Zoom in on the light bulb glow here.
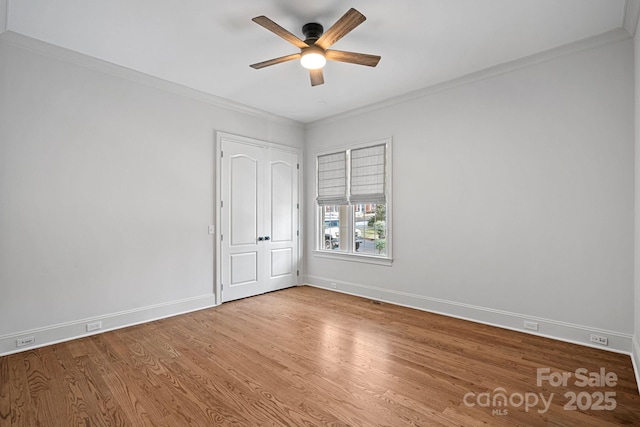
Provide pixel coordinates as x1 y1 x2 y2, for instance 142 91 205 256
300 47 326 70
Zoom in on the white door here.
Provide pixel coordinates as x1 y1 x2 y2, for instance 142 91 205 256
219 135 299 302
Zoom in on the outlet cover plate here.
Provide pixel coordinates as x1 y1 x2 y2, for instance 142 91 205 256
590 334 608 346
16 336 35 347
87 321 102 332
524 321 539 331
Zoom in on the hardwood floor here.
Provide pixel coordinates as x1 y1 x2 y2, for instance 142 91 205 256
1 286 639 426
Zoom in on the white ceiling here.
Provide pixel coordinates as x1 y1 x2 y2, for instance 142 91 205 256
3 0 635 123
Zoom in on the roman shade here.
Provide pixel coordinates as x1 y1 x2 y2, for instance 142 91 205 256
350 144 386 204
316 151 348 205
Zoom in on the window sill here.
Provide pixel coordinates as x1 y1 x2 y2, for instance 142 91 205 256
312 250 393 266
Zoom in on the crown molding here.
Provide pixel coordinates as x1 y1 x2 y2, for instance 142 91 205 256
624 0 640 36
0 30 304 129
306 28 632 130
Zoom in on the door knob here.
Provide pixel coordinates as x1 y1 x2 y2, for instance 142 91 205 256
264 236 270 241
258 236 264 241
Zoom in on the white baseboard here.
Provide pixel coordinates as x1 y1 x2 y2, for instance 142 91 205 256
632 335 640 394
305 276 633 355
0 293 217 356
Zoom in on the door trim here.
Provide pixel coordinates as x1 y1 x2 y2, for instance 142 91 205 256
215 131 302 304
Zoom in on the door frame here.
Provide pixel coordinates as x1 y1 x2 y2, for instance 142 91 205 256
215 131 302 304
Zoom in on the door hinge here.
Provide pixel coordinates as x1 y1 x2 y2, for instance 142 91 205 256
297 270 299 276
297 163 299 170
296 203 299 209
221 234 224 241
296 230 299 236
221 151 223 158
221 284 224 291
221 201 224 208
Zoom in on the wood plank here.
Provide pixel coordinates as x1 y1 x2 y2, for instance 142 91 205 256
22 349 68 425
7 353 36 426
0 354 10 424
1 286 640 426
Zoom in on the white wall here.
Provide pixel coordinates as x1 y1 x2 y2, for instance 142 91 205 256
0 33 303 354
305 37 635 351
0 0 6 34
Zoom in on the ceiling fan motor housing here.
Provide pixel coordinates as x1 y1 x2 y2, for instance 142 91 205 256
302 23 324 43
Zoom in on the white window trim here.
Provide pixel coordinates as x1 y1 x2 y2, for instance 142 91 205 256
312 249 394 266
313 137 393 265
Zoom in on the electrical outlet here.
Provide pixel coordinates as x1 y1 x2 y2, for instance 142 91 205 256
16 336 35 347
524 321 539 331
86 321 102 332
590 334 608 346
330 282 337 289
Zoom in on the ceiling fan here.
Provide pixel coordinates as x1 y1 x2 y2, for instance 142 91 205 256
250 8 381 86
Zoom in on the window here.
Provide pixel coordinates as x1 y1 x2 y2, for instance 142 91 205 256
316 138 392 263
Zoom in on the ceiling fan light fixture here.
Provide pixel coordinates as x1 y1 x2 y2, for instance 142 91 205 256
300 46 326 70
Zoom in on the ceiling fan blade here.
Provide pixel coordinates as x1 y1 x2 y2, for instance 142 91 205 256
252 16 309 49
325 50 381 67
310 68 324 86
250 53 301 69
315 8 366 50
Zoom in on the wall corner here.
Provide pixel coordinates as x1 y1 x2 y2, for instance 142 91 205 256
0 0 7 34
624 0 640 36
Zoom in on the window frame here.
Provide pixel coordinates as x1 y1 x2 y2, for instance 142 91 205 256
313 137 393 266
